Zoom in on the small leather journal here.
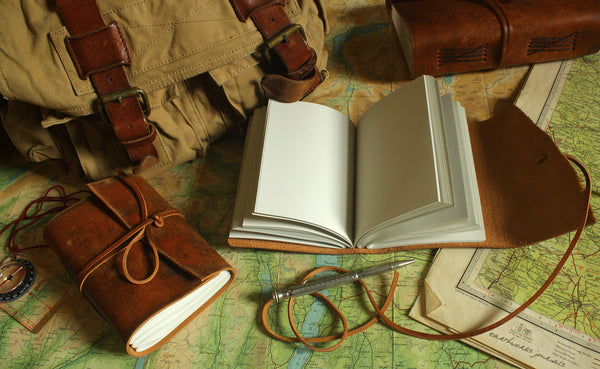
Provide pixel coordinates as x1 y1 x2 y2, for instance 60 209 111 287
387 0 600 78
44 174 236 357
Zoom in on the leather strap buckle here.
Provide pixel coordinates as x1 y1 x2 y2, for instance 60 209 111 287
264 24 305 65
96 87 151 123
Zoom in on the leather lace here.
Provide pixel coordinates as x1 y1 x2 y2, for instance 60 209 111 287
261 265 400 352
76 174 184 291
478 0 510 68
261 155 592 350
0 186 89 260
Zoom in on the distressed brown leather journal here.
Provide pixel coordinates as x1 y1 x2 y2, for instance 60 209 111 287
387 0 600 78
44 174 236 357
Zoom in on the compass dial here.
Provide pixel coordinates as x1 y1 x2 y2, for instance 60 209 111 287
0 259 36 302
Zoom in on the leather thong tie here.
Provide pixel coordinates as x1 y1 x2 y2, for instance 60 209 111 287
75 174 184 292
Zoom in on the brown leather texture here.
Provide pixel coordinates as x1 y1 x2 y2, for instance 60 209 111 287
230 0 324 100
44 174 236 357
228 102 595 253
64 22 131 79
65 22 131 79
230 0 280 21
56 0 159 172
387 0 600 78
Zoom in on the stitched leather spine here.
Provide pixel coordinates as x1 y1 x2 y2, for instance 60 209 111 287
387 0 600 77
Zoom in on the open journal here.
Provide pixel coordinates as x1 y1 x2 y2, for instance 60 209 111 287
229 76 485 250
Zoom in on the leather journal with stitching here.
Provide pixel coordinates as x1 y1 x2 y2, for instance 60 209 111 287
387 0 600 78
44 174 236 357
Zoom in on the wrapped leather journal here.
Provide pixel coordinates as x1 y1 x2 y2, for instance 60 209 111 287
387 0 600 78
44 174 236 357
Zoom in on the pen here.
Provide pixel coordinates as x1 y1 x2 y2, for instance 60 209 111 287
272 260 415 303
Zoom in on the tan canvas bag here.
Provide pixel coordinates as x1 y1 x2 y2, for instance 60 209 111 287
0 0 328 180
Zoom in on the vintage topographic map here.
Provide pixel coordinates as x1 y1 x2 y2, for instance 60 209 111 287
1 0 595 368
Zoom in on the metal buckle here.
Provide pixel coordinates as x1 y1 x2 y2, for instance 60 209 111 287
263 24 305 65
96 87 151 123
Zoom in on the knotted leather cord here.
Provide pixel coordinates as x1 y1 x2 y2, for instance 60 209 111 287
261 265 401 352
76 174 184 291
0 186 89 260
262 155 592 349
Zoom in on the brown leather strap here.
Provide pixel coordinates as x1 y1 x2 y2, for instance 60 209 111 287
478 0 511 68
55 0 159 173
261 265 400 351
76 208 183 291
262 155 592 348
229 0 323 101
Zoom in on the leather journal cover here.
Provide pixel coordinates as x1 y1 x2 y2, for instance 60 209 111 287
228 102 594 254
387 0 600 78
44 174 236 357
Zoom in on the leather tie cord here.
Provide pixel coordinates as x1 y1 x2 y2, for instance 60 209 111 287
261 265 402 352
261 155 592 350
76 208 183 291
76 174 184 291
0 186 89 260
479 0 511 68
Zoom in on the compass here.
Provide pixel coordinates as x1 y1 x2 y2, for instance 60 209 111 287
0 259 36 302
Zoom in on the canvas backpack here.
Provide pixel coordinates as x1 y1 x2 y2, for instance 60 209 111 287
0 0 328 180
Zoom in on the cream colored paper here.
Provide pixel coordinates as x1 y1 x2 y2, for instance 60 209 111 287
514 60 573 130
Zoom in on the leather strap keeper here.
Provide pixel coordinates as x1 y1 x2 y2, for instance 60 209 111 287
55 0 159 172
65 22 132 80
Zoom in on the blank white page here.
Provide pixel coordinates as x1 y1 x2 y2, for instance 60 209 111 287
254 100 355 242
354 76 445 239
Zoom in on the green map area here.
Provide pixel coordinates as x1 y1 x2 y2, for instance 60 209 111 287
474 53 600 341
0 1 597 367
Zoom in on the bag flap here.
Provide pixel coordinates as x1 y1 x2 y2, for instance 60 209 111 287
0 0 325 116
